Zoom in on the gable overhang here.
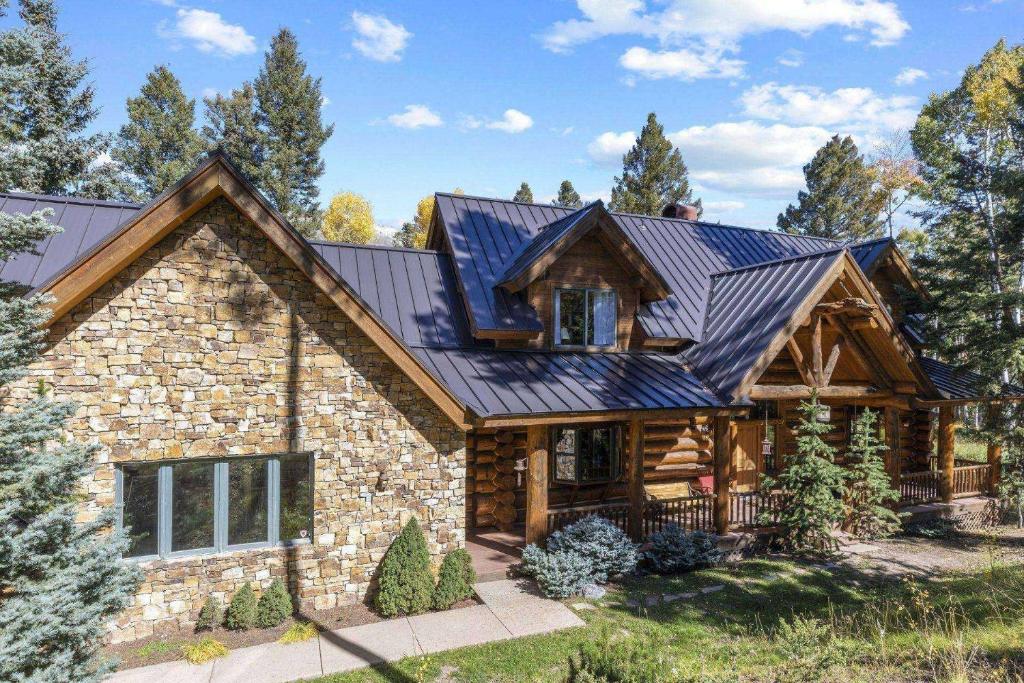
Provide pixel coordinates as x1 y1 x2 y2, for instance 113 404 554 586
34 153 472 429
858 238 930 301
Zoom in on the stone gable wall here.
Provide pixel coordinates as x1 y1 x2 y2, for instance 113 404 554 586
9 198 466 642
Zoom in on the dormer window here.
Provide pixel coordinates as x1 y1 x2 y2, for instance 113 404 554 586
553 287 617 348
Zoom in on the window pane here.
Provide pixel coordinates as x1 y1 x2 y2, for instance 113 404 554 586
171 462 215 552
580 428 614 481
228 459 268 545
556 290 585 346
554 428 577 481
588 290 616 346
280 455 311 541
121 464 159 557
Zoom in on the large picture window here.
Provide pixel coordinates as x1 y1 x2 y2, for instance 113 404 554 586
553 288 617 348
116 454 312 559
552 425 620 484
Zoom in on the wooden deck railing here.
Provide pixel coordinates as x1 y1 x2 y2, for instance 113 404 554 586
952 464 990 497
899 470 941 504
546 501 631 535
728 490 784 529
643 494 715 535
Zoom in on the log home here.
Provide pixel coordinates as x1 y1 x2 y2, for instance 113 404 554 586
1 153 1020 641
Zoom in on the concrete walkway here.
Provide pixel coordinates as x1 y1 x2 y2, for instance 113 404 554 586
108 580 584 683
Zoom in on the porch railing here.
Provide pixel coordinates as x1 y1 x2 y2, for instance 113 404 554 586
545 494 716 537
546 501 631 535
899 470 941 504
952 464 990 498
728 490 784 529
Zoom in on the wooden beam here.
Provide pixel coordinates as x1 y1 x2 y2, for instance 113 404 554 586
848 318 879 331
750 385 890 400
822 336 844 386
830 316 892 390
814 297 878 317
525 425 549 544
713 416 732 534
786 338 814 386
883 406 901 490
812 315 824 386
938 405 955 503
627 417 645 540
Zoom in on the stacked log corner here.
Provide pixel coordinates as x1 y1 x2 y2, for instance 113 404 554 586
468 427 525 531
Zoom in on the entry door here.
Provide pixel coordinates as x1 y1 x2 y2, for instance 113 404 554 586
732 423 763 492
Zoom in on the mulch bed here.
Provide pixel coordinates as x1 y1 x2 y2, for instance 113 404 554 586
106 596 481 671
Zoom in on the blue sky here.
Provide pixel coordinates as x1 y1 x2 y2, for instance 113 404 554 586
11 0 1023 233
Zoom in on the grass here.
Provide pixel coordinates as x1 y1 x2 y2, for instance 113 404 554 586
279 621 319 644
181 637 229 665
133 639 181 661
308 559 1024 683
956 438 989 463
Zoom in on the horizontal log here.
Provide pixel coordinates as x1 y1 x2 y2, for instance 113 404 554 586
645 451 712 467
475 497 496 514
493 474 517 491
474 513 496 527
494 506 516 524
751 384 890 400
473 479 496 494
493 490 516 506
644 438 709 454
495 444 517 458
495 430 516 444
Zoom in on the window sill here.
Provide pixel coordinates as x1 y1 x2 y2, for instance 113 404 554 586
126 539 311 565
552 345 619 353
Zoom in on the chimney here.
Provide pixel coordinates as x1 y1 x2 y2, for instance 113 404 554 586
661 203 699 221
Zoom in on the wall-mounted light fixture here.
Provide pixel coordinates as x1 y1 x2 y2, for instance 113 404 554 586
514 458 528 487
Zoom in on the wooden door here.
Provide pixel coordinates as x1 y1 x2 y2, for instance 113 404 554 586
732 423 763 492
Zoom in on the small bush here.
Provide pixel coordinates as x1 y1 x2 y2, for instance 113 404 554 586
375 518 436 617
278 621 318 644
225 583 257 631
642 526 722 574
566 628 668 682
546 516 638 582
256 579 293 628
520 544 595 599
432 548 476 610
181 637 229 664
772 615 846 681
194 596 221 632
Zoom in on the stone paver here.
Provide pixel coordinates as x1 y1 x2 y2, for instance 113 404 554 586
210 639 322 683
108 658 213 683
408 604 512 653
319 618 420 672
474 580 586 637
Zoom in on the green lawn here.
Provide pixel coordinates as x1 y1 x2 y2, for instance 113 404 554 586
308 558 1024 683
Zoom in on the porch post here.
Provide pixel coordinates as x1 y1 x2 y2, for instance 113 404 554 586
713 415 732 534
987 442 1002 495
884 406 901 490
938 405 955 503
627 417 645 540
525 425 549 545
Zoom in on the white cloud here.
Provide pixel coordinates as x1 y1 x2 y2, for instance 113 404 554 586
702 200 746 215
485 109 534 133
777 49 803 68
458 115 483 130
158 8 256 57
893 67 928 86
619 46 744 81
321 95 331 108
587 130 636 165
351 11 411 62
201 87 220 100
386 104 442 129
739 82 918 131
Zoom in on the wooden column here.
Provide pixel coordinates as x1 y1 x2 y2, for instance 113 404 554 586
627 417 645 540
525 426 549 545
938 405 956 503
713 415 733 534
987 442 1002 495
884 406 901 490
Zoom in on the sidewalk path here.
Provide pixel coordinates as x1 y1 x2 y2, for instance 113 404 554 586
108 580 584 683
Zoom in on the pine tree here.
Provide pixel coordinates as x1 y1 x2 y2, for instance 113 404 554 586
609 112 698 216
513 182 533 203
114 65 205 199
203 83 266 186
845 408 901 539
0 0 126 199
777 135 883 241
0 207 141 682
554 180 582 209
761 392 849 554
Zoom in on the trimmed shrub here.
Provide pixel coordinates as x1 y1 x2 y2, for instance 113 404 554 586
225 583 257 631
375 518 435 617
520 544 594 599
432 549 476 610
546 516 639 582
181 637 229 665
256 579 293 628
194 596 222 632
642 526 722 574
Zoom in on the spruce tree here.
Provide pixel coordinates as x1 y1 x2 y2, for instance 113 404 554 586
513 182 534 203
203 83 266 186
845 408 901 539
777 135 883 241
554 180 582 209
0 207 140 682
114 65 205 199
609 112 698 216
760 392 848 554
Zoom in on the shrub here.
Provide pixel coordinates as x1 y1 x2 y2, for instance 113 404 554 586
194 596 222 632
278 621 318 644
772 615 845 681
546 516 639 582
520 544 594 599
642 526 722 574
225 583 257 631
375 518 436 617
432 549 476 610
566 628 668 682
181 637 229 665
256 579 293 628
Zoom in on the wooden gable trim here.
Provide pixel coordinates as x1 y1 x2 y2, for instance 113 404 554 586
36 154 472 429
864 240 930 301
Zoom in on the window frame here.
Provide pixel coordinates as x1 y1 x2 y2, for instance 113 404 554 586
552 287 618 349
550 424 622 485
115 453 313 561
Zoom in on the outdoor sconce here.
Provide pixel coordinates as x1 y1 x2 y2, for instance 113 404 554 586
514 457 528 487
816 405 831 423
761 438 773 457
697 423 711 436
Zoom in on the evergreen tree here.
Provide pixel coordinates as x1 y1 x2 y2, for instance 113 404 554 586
203 83 266 186
777 135 883 241
0 206 140 681
760 392 848 554
513 182 533 203
844 408 901 539
0 0 125 199
554 180 582 209
609 112 698 216
375 518 435 617
114 65 205 199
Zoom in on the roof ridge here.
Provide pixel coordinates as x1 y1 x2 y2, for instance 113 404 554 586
0 190 142 209
709 244 846 278
308 239 442 255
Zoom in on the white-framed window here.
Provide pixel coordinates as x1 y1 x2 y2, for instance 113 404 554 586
116 453 313 560
553 287 617 347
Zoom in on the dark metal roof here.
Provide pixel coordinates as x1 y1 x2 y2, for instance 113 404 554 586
0 192 140 288
685 249 845 400
412 347 725 417
848 237 893 276
918 356 1024 402
497 202 601 286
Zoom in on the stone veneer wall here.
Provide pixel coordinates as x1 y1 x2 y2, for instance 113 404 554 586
8 197 466 643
